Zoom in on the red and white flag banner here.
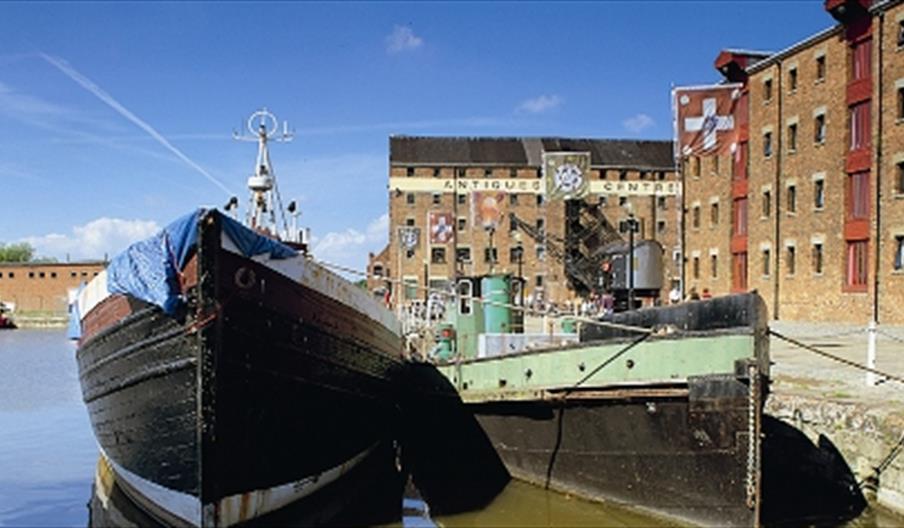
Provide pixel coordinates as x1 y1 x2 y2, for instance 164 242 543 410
428 212 455 245
673 84 742 158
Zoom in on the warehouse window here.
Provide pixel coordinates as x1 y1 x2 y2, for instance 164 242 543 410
814 114 826 144
710 254 718 278
406 167 414 177
432 193 441 205
846 240 868 289
814 179 825 210
458 194 466 205
657 196 666 210
816 55 826 81
789 67 798 92
692 205 700 228
458 217 466 231
763 132 773 158
484 247 497 264
509 194 519 206
456 247 471 263
619 196 627 206
693 257 700 279
847 171 870 220
787 185 797 213
898 20 904 47
733 198 748 236
405 218 415 226
431 247 446 264
850 101 871 151
762 190 771 217
433 168 441 177
788 123 797 152
898 86 904 120
786 246 796 276
484 168 492 178
406 193 415 205
851 38 871 82
895 236 904 271
897 162 904 195
763 79 773 102
710 202 719 226
762 249 771 277
657 220 666 234
812 243 824 275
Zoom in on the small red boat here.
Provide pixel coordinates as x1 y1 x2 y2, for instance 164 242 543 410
0 303 16 330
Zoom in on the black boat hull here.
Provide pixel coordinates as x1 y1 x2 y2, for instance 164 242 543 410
76 212 405 526
467 375 758 527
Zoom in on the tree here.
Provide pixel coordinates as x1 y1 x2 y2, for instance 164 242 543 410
0 243 35 263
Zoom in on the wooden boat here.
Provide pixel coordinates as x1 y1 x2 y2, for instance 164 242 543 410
72 110 406 526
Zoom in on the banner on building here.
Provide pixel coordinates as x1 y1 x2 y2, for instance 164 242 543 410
389 177 681 196
397 226 420 251
472 192 505 230
543 151 591 200
428 212 454 244
673 83 742 158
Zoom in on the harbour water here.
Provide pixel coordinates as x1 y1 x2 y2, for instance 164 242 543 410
0 329 895 527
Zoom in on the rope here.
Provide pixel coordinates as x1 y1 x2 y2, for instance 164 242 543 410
878 329 904 345
768 329 904 386
312 257 656 336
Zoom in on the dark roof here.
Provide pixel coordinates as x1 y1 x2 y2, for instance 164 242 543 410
390 136 675 170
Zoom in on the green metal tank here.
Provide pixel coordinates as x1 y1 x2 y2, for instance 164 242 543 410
481 275 513 334
433 323 456 361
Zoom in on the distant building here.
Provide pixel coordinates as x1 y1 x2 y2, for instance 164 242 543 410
680 0 904 323
372 136 678 309
0 261 107 313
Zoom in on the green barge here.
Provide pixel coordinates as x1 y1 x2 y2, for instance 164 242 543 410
418 274 864 527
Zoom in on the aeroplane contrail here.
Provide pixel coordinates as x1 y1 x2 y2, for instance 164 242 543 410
39 52 234 197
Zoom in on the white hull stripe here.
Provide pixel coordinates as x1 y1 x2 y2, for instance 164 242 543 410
100 447 202 526
101 444 376 528
215 444 376 527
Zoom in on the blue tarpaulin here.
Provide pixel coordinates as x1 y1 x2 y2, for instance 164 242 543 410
105 209 297 315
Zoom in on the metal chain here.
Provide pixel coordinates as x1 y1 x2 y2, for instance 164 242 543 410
745 363 758 510
769 329 904 386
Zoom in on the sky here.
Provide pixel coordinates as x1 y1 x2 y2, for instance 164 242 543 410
0 1 832 272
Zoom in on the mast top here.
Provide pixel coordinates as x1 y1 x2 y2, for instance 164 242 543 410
232 108 294 233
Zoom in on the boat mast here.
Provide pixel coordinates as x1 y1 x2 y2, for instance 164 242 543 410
233 108 293 235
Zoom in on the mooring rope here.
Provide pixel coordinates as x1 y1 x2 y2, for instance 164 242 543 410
768 329 904 386
312 257 656 335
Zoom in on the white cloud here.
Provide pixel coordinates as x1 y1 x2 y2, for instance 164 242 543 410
623 113 655 133
21 217 160 261
313 214 389 273
516 95 563 114
385 25 423 54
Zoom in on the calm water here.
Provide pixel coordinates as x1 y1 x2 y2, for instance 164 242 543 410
0 329 897 527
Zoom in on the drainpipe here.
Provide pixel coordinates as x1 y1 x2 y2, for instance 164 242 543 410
867 11 884 386
873 12 884 325
773 60 783 320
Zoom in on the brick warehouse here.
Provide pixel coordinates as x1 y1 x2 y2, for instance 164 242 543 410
369 136 678 310
0 261 107 313
680 0 904 323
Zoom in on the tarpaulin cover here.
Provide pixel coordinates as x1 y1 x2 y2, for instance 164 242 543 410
106 209 297 314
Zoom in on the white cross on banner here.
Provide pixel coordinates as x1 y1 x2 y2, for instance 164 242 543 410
673 84 742 158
